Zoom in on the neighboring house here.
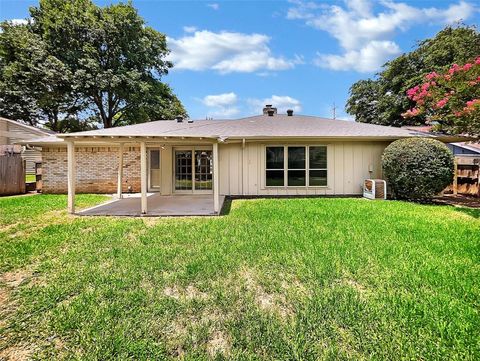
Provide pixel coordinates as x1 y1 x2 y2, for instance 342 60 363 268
23 106 461 215
0 117 55 174
447 142 480 156
403 125 480 156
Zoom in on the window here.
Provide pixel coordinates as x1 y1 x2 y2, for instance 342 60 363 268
309 147 327 186
265 145 327 187
288 147 306 186
266 146 284 186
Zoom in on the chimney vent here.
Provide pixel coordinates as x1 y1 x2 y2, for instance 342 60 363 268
263 105 277 115
267 109 275 116
176 116 183 123
287 109 294 116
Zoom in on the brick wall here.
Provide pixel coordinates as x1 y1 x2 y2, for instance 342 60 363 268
42 146 141 194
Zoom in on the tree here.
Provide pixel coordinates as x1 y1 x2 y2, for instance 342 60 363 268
347 25 480 126
31 0 186 128
0 22 87 132
382 138 454 200
403 58 480 137
0 0 186 131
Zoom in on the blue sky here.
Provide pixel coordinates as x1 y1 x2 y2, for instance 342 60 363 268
1 0 479 120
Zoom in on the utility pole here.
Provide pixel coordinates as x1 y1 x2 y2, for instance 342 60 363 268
332 102 337 120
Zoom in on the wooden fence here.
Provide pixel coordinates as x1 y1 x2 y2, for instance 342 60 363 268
0 145 25 196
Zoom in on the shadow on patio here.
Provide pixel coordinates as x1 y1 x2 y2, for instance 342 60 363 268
78 193 225 217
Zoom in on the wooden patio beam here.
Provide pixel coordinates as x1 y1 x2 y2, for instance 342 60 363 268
213 142 220 214
140 141 148 214
117 143 124 199
67 140 76 214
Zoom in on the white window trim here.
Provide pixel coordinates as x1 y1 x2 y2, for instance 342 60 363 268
264 145 328 188
173 146 214 194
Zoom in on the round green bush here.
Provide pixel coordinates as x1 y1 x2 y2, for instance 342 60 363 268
382 138 454 200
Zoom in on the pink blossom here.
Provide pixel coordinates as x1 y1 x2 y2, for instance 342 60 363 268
406 86 419 99
436 98 448 108
425 72 438 80
448 64 460 74
463 63 473 71
475 57 480 65
402 108 420 118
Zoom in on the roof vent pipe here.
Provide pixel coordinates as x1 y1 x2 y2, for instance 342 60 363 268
187 119 194 123
263 104 278 115
267 109 275 116
176 116 183 123
287 109 293 116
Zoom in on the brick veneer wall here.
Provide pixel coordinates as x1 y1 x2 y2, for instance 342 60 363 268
42 146 141 194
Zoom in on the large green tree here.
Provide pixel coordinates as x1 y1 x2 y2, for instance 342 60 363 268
346 26 480 126
0 22 87 132
0 0 186 132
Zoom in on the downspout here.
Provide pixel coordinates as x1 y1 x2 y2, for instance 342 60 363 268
242 138 246 196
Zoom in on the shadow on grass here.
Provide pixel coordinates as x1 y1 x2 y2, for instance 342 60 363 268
220 197 232 216
453 207 480 219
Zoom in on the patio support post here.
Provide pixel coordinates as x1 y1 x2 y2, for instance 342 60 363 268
213 142 220 214
140 141 148 214
67 140 76 214
117 143 124 199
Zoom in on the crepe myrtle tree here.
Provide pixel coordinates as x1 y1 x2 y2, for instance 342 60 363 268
403 57 480 137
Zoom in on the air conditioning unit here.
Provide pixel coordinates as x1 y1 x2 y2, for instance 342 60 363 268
363 179 386 200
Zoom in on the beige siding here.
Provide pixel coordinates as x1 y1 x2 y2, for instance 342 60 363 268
0 118 50 174
219 140 389 196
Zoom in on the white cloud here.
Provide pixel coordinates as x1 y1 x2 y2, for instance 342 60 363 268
183 26 197 33
249 95 302 114
207 3 219 10
167 30 299 73
288 0 478 72
314 40 401 72
202 92 239 118
202 92 237 107
8 18 28 26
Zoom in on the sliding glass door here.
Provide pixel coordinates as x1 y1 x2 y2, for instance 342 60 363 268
174 148 213 193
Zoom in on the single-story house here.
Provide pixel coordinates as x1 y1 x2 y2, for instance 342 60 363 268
22 106 462 216
448 142 480 156
0 117 55 174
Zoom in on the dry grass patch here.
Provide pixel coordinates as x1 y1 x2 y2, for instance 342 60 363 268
239 268 294 320
0 344 35 361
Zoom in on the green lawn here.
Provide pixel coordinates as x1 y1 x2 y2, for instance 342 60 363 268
0 195 479 360
25 174 36 183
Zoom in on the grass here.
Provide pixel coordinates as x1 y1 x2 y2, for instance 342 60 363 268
0 195 479 360
25 174 36 183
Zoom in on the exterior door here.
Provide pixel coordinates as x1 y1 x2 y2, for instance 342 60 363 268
148 149 161 191
174 148 213 193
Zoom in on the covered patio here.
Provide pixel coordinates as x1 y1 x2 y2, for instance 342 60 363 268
63 128 222 216
78 193 226 216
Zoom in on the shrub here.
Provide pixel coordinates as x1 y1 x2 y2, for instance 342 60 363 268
382 138 454 200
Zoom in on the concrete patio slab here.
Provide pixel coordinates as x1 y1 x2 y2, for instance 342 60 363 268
78 193 225 216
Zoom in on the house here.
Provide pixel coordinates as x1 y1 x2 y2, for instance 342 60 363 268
447 142 480 156
0 117 55 174
23 106 461 215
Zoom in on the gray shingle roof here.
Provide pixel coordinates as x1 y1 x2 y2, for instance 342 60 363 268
20 114 467 144
57 115 429 139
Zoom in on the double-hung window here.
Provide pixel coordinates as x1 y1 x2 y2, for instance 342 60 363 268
288 147 306 186
265 146 285 186
265 145 327 187
308 146 327 186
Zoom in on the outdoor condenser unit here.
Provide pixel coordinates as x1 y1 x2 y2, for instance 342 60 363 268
363 179 387 200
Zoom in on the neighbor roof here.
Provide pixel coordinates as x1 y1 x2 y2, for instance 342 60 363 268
21 114 466 145
1 117 56 136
